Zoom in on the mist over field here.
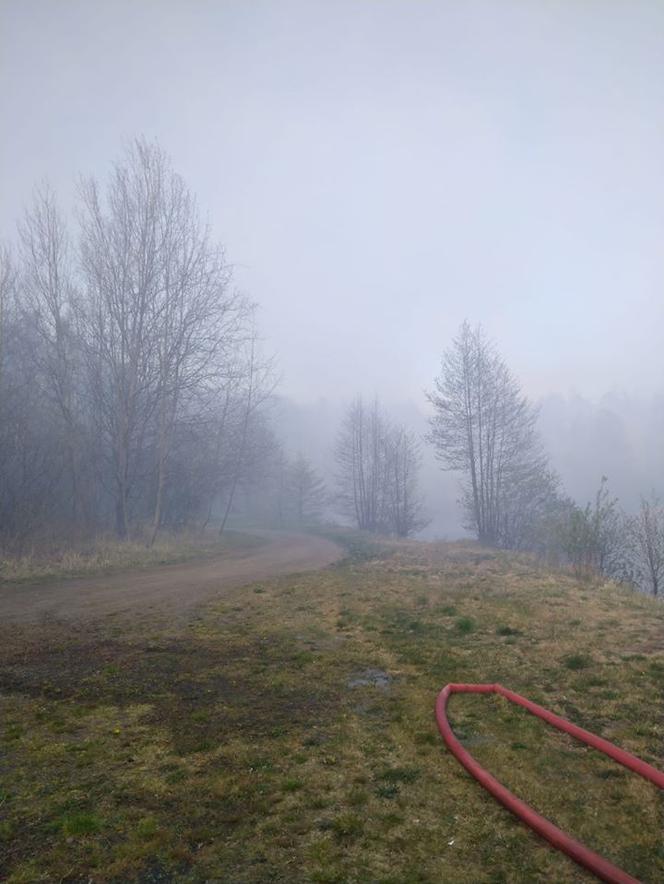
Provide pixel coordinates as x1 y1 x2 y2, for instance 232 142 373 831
5 6 664 883
274 391 664 538
2 0 664 557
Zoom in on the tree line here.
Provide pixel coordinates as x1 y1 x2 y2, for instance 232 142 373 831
333 396 428 537
2 139 660 574
0 139 281 548
426 321 664 596
0 137 427 550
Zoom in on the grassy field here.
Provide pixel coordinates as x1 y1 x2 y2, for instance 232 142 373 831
1 536 663 882
0 530 264 584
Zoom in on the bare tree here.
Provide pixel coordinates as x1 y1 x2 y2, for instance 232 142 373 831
217 329 278 536
386 425 428 537
335 396 426 536
559 477 625 579
19 185 83 526
335 397 389 532
78 141 167 537
0 245 17 534
0 139 284 550
288 453 327 526
426 321 547 546
627 494 664 596
0 243 13 395
0 243 64 545
144 170 245 545
76 138 248 541
498 467 566 553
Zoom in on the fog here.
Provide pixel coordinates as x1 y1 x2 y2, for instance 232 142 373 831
2 0 664 541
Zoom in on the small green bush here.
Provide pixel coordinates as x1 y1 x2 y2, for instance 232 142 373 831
564 653 591 670
496 625 520 636
456 616 475 634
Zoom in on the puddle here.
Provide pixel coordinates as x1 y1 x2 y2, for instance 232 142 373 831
347 668 392 691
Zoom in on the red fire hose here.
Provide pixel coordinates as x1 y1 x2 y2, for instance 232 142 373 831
435 683 664 884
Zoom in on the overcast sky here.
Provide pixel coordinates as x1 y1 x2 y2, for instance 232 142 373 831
2 0 664 405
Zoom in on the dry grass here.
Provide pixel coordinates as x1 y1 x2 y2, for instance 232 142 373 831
1 537 663 882
0 530 262 584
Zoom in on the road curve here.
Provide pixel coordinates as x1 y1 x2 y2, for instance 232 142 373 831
0 531 343 624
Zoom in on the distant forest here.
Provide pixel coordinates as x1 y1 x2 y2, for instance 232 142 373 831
1 139 663 596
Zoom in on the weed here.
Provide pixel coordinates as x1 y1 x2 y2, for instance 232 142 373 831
136 816 158 839
378 766 420 784
496 625 521 636
564 654 592 670
331 813 364 840
60 812 101 836
282 778 304 793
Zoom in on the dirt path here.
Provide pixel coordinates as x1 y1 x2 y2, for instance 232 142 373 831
0 531 343 625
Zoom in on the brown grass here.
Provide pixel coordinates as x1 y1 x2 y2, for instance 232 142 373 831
0 529 262 584
1 537 663 882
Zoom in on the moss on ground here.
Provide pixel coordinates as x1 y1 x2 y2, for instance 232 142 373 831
1 539 663 882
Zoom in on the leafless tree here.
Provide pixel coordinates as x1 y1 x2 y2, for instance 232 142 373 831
558 477 625 579
0 243 13 394
426 321 548 546
0 243 64 545
335 396 426 536
76 138 247 541
19 185 84 526
78 141 166 537
335 397 388 532
0 139 286 550
142 168 245 545
217 329 278 536
386 425 428 537
627 494 664 596
288 453 327 526
0 245 17 532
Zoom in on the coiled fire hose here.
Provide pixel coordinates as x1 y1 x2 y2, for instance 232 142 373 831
435 683 664 884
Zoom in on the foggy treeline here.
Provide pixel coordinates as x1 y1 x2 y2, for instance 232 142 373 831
0 139 330 548
427 321 664 596
335 396 427 538
0 139 428 551
1 138 662 597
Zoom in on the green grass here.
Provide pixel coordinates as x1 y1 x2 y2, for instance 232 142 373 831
455 615 476 634
1 539 663 881
0 529 264 584
564 653 593 671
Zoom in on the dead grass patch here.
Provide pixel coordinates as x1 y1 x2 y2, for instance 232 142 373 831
2 540 663 882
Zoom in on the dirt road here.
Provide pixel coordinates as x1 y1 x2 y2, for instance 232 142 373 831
0 531 343 624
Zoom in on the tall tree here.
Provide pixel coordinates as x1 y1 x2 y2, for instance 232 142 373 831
19 185 83 525
77 138 248 540
217 329 277 536
288 453 327 525
0 140 282 550
78 140 167 537
558 477 625 579
627 494 664 596
335 397 388 532
0 244 13 398
335 396 426 536
426 321 548 546
386 426 428 537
